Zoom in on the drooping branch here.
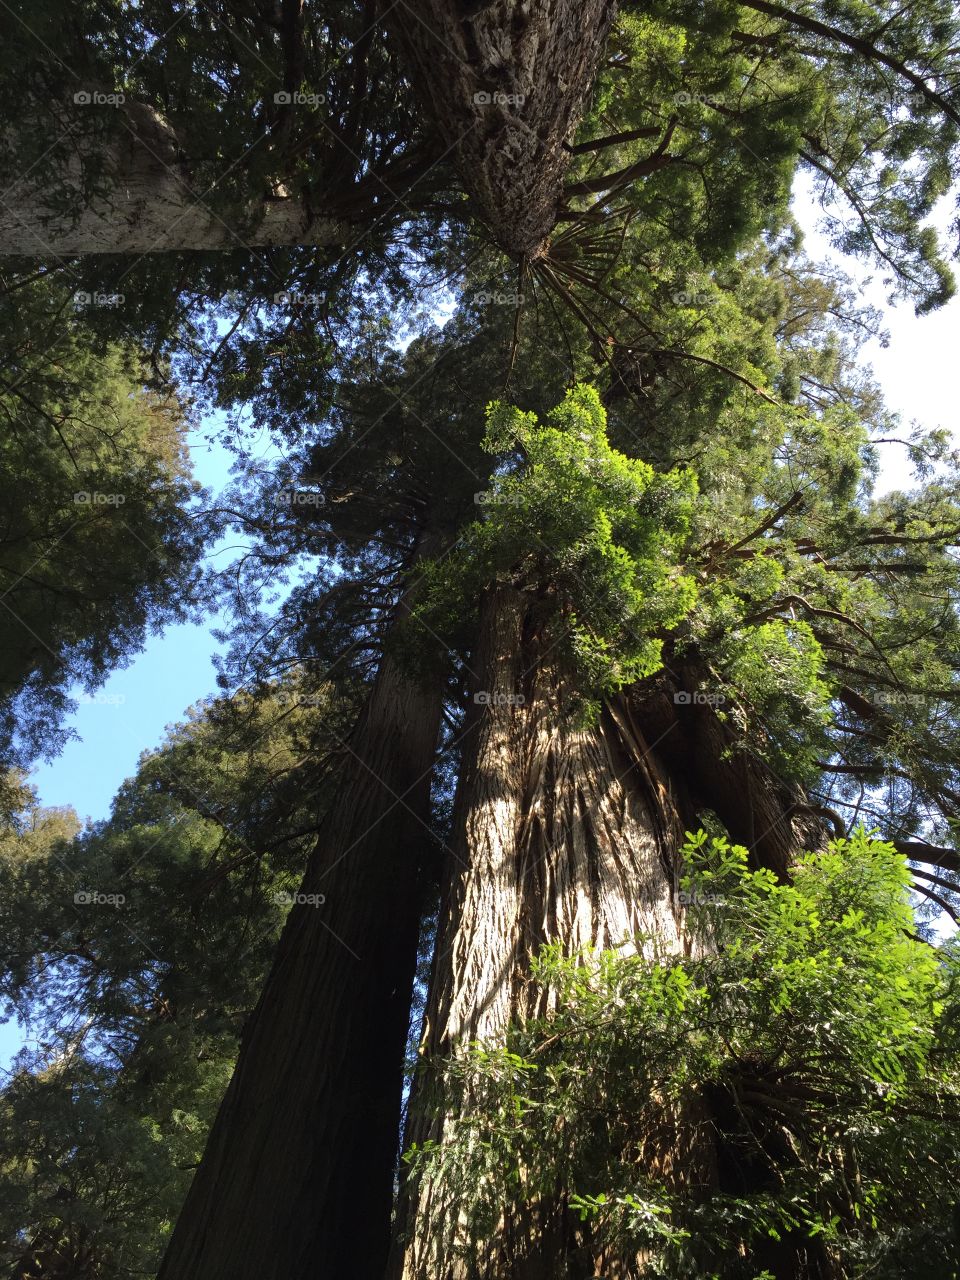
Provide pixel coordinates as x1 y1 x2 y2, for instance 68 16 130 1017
741 0 960 127
910 879 960 925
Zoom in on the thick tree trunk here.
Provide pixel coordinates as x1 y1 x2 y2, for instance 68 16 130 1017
391 587 687 1279
0 102 351 256
385 0 619 259
421 587 686 1056
157 585 444 1280
392 588 823 1279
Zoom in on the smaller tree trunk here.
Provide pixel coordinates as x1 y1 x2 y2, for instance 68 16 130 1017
157 556 444 1280
0 100 349 256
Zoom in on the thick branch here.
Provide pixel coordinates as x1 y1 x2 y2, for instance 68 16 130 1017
564 125 662 155
564 122 677 197
895 841 960 877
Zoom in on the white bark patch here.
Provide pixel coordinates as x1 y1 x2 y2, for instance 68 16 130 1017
0 104 345 254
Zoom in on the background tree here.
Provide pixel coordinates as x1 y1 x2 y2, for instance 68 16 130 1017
0 681 354 1278
0 270 208 770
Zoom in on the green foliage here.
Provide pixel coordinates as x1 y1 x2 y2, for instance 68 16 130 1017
408 385 697 715
2 3 960 1266
0 678 356 1278
0 273 208 769
581 0 959 312
405 830 960 1277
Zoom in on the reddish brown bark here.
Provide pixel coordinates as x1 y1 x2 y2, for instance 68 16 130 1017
157 619 443 1279
385 0 619 259
391 589 823 1278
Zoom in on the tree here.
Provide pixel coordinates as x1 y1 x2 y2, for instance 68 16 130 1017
389 339 960 1273
0 270 207 770
155 310 600 1278
402 830 960 1277
0 682 356 1278
2 4 960 1276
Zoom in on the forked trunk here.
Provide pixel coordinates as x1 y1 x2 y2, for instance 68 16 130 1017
158 583 443 1280
392 587 824 1279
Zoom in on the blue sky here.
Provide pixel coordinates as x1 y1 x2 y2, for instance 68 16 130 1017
26 430 237 824
3 188 958 1068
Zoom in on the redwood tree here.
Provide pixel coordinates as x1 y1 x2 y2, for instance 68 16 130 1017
2 2 960 1276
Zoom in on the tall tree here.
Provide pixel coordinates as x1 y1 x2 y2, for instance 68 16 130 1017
0 681 353 1278
155 316 578 1279
391 336 960 1273
2 3 960 1276
400 830 960 1277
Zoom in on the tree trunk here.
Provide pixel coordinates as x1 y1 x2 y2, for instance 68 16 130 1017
385 0 619 259
421 587 687 1056
391 587 823 1279
157 580 444 1280
0 101 352 256
3 1 617 260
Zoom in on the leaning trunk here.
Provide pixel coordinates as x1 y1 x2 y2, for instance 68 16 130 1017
158 577 443 1280
392 587 823 1278
0 102 350 255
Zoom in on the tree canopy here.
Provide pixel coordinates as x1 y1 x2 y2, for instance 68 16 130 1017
1 1 959 1276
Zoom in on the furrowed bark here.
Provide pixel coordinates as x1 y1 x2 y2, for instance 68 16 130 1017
392 591 824 1278
3 0 619 260
157 576 444 1280
386 0 619 259
425 588 686 1054
392 587 687 1279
